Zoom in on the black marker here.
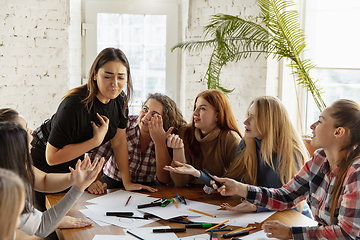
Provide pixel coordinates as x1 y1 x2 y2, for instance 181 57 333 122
153 228 186 233
222 230 250 238
106 212 133 217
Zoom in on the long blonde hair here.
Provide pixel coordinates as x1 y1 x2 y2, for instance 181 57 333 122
0 168 25 240
225 96 309 185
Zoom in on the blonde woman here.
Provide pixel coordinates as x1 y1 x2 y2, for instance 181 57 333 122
212 99 360 239
219 96 310 216
0 168 25 240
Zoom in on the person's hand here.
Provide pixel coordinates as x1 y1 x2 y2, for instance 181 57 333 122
91 113 109 146
262 220 293 239
211 176 242 196
167 134 184 149
123 182 158 193
88 180 107 195
69 155 105 191
57 216 92 229
220 201 257 212
148 114 174 144
163 161 200 177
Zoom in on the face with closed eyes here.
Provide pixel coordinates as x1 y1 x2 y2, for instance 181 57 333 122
94 61 127 104
138 99 164 133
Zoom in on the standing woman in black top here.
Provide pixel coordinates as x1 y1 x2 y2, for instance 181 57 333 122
31 47 132 210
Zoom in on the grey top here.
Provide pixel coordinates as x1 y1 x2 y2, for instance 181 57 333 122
18 185 83 238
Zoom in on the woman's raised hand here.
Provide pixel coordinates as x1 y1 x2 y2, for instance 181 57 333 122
148 114 173 144
163 161 199 177
69 155 105 191
167 134 184 149
220 201 257 212
91 113 109 146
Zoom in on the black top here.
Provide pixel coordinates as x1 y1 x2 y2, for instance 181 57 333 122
31 93 128 173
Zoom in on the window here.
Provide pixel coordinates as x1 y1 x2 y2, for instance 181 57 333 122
83 0 179 114
303 0 360 133
280 0 360 135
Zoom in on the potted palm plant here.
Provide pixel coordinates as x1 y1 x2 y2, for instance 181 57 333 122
172 0 326 113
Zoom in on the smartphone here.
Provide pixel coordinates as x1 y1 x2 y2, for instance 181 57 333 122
202 169 222 188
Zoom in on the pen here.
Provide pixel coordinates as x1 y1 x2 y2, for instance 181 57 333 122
127 230 145 240
161 199 172 207
205 220 230 232
181 196 187 205
222 230 249 238
185 223 215 228
137 202 162 209
125 196 132 206
153 228 186 233
207 228 231 232
188 208 216 217
172 198 179 208
106 212 133 217
226 226 255 234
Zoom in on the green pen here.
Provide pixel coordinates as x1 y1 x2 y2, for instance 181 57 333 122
161 199 172 207
185 223 214 228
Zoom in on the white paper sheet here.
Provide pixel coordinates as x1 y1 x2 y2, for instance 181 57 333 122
179 233 210 240
79 208 156 229
187 210 276 227
241 230 281 240
79 209 111 226
124 226 179 240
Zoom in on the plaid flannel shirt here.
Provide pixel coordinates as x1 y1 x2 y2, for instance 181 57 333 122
246 149 360 240
89 115 157 183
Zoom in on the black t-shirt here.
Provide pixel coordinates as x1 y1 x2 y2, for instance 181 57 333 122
32 93 128 173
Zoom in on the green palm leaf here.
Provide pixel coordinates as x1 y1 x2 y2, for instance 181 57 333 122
172 0 326 111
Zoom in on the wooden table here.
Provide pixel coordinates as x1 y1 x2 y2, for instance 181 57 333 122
46 185 316 240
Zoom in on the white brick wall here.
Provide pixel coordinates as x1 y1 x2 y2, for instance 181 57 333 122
0 0 70 129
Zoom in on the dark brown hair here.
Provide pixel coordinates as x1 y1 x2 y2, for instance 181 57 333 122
64 47 133 113
329 99 360 221
144 93 186 134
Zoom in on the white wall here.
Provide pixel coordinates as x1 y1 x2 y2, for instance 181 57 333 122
0 0 71 128
0 0 278 132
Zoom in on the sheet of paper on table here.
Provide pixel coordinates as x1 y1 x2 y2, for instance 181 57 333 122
187 210 276 227
241 230 281 240
125 226 179 240
83 189 277 228
179 233 210 240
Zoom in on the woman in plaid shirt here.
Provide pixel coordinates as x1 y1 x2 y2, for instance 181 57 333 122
212 99 360 240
